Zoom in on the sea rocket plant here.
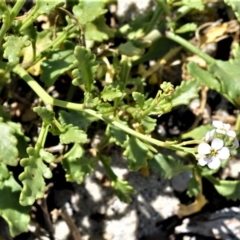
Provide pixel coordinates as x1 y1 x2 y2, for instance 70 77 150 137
197 120 239 169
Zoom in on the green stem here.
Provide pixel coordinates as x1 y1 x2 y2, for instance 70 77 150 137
99 155 117 181
119 55 131 85
177 140 202 146
0 0 25 44
19 1 41 32
24 25 75 69
13 64 196 154
165 31 215 65
35 122 49 151
235 113 240 135
144 5 163 35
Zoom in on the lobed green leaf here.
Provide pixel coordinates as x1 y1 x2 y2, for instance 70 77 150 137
19 147 54 206
62 144 96 184
0 165 30 237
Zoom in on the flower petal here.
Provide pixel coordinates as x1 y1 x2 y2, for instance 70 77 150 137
208 157 221 169
205 129 215 142
198 142 211 154
217 147 230 159
223 123 231 131
227 130 236 138
211 138 224 150
212 120 223 129
198 157 209 166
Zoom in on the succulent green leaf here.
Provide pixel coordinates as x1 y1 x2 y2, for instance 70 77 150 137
171 79 200 107
111 178 136 203
181 124 214 140
0 122 18 166
71 46 98 91
97 103 115 115
224 0 240 21
209 54 240 107
141 116 156 133
187 174 201 197
73 0 107 25
85 16 114 42
149 153 190 179
187 62 220 91
39 149 55 163
34 106 55 125
101 85 124 101
175 23 197 33
19 147 53 206
123 137 149 171
212 179 240 201
3 35 30 66
62 144 96 184
118 41 144 57
60 125 88 144
35 0 64 15
182 0 204 10
108 125 127 147
59 110 96 131
0 165 30 237
132 92 145 109
41 50 75 87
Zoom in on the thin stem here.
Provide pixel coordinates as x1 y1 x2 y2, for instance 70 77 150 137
0 0 26 44
144 5 163 34
19 2 40 32
24 25 75 69
13 64 196 154
165 31 215 65
99 155 117 181
177 140 202 146
35 122 49 151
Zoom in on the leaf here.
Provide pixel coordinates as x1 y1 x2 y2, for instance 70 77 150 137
111 178 136 203
101 85 125 101
171 79 200 107
123 137 150 171
85 16 114 42
187 62 220 91
108 125 127 147
224 0 240 21
72 0 107 25
212 179 240 201
21 30 53 76
118 41 144 57
58 110 96 131
97 103 115 115
209 54 240 107
40 49 75 87
3 35 30 66
62 144 96 184
60 125 88 144
71 46 98 91
0 164 30 237
182 0 204 10
35 0 64 15
19 147 54 206
34 106 55 125
141 116 156 133
132 92 145 109
181 124 214 140
187 174 201 197
0 122 18 166
149 153 190 179
175 23 197 33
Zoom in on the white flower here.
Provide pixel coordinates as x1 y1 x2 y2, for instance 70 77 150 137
205 129 216 142
212 120 236 138
197 138 230 169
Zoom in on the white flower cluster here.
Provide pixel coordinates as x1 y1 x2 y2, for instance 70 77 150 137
197 120 239 169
